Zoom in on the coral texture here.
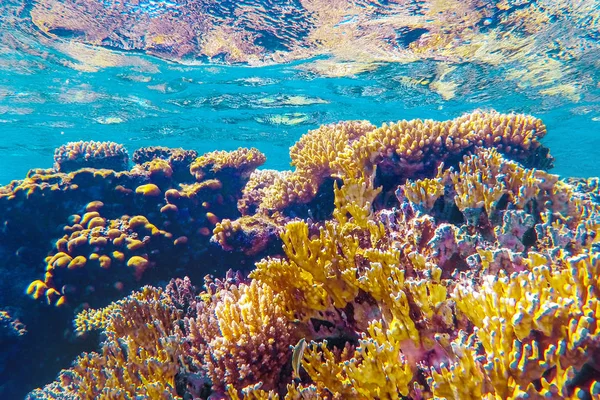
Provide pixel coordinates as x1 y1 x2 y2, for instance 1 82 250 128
255 111 551 214
53 141 129 172
14 111 600 399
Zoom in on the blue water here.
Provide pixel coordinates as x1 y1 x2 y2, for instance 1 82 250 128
1 20 599 183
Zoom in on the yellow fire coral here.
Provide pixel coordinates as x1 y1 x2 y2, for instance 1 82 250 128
255 111 550 213
29 287 185 399
184 279 296 393
441 253 600 399
303 319 413 399
404 167 446 211
451 148 547 214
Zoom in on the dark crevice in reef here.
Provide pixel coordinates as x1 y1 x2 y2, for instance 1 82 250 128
283 177 340 221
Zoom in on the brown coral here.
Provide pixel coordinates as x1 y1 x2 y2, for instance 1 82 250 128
190 148 266 181
53 141 129 173
183 279 296 393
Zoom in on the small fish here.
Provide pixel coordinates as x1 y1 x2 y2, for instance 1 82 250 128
291 338 307 380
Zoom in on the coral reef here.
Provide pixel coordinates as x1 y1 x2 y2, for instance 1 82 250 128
248 111 552 218
7 111 600 399
0 142 267 398
53 141 129 173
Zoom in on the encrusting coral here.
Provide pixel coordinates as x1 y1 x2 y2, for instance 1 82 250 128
15 146 266 309
21 111 600 399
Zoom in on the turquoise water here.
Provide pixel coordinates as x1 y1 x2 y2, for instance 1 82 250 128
2 54 599 182
1 10 599 182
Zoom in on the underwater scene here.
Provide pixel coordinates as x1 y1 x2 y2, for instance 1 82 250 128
1 0 600 399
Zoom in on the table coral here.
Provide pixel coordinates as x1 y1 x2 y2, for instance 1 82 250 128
190 147 266 181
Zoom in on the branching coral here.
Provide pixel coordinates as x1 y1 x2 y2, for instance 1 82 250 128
303 320 414 399
183 279 297 394
432 253 600 399
190 148 266 181
238 169 290 215
28 286 185 399
253 111 551 215
23 112 600 400
250 144 600 398
342 110 548 181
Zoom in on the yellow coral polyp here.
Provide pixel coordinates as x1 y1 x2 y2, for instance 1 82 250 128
127 256 150 279
80 211 100 226
135 183 161 196
26 280 47 300
98 255 111 269
67 255 87 270
280 220 359 309
49 252 73 268
128 215 149 229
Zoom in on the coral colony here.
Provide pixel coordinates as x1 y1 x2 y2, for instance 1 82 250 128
2 111 599 398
